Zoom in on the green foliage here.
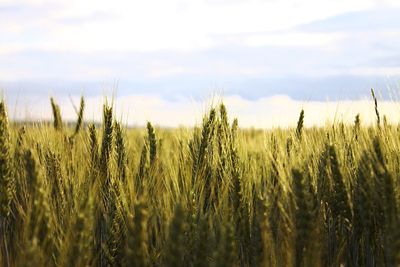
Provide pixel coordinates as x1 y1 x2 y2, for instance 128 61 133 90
124 203 149 267
164 204 188 267
0 98 398 267
292 168 313 267
0 101 13 219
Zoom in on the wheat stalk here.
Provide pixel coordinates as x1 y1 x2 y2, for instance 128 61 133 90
50 97 63 131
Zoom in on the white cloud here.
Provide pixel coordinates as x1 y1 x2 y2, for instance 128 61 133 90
349 67 400 76
0 0 390 53
1 0 400 101
243 32 345 47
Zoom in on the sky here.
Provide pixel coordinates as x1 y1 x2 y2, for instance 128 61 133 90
1 0 400 127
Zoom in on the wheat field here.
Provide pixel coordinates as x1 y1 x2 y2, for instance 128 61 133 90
0 92 399 267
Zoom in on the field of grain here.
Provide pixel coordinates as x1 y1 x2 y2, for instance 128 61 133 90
0 93 399 267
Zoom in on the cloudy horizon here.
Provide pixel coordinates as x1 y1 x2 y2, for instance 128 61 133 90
4 94 400 129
